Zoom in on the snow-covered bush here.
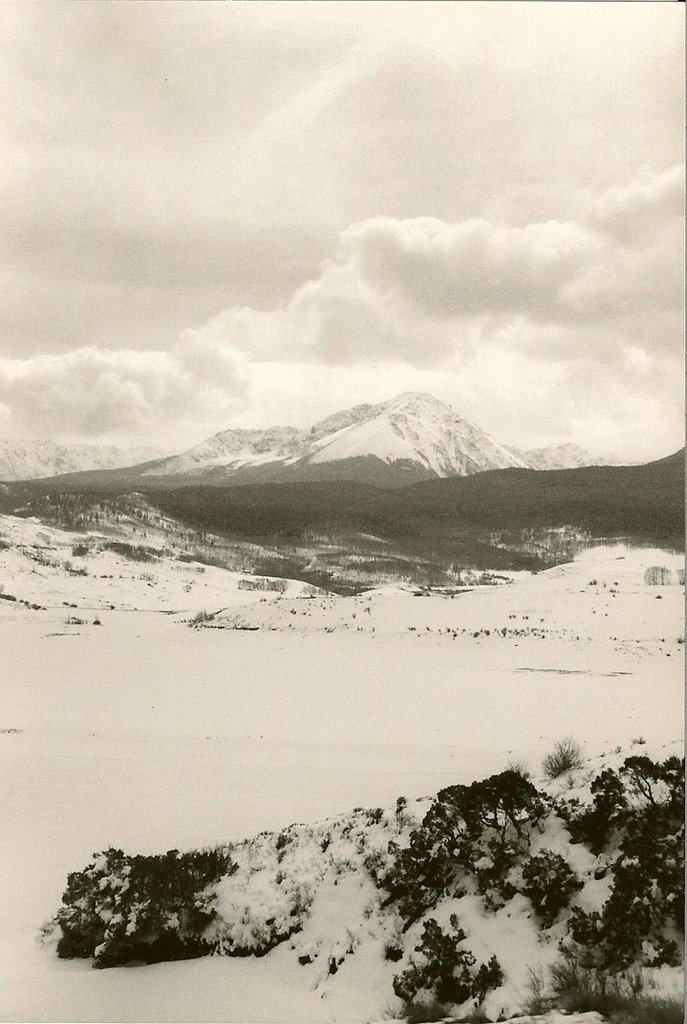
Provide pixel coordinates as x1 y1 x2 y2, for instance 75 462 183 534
520 850 583 927
392 916 503 1007
564 755 684 971
54 846 234 967
383 770 547 923
48 752 683 1005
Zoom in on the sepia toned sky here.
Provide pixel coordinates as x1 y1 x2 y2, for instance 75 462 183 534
0 0 683 460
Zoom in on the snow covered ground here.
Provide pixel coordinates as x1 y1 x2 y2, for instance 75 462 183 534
0 521 683 1022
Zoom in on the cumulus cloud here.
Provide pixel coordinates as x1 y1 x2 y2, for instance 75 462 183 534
188 164 683 367
338 216 603 321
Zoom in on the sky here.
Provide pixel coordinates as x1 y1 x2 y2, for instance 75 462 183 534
0 0 684 461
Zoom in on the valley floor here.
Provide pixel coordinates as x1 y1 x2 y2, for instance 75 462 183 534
0 538 683 1022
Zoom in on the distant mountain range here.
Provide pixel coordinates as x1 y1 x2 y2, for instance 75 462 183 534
0 439 161 482
0 393 623 486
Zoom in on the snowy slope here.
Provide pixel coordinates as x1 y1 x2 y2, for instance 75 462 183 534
0 512 329 612
0 439 161 481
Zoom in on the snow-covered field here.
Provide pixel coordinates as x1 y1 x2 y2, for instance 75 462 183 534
0 515 683 1022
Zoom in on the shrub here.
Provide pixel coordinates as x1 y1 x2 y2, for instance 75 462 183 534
72 544 90 557
524 964 552 1015
384 941 404 962
392 917 503 1008
521 850 583 927
395 996 452 1023
617 996 686 1024
542 738 584 779
54 846 235 967
506 759 530 779
189 609 214 626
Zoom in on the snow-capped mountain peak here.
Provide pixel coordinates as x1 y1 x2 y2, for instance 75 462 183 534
142 392 532 483
306 392 529 476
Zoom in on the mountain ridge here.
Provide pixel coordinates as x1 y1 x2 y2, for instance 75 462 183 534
0 392 653 486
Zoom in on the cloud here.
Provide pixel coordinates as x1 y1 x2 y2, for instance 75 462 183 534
589 164 685 242
0 343 247 444
188 164 683 367
338 216 602 321
337 176 683 327
1 1 681 367
0 164 682 463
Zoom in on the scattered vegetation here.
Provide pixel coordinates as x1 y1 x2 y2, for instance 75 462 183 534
103 541 158 562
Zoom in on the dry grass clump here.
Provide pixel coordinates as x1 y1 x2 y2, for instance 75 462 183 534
542 737 584 779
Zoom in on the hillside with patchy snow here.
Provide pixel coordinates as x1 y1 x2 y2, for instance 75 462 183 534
514 444 620 472
0 511 327 613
